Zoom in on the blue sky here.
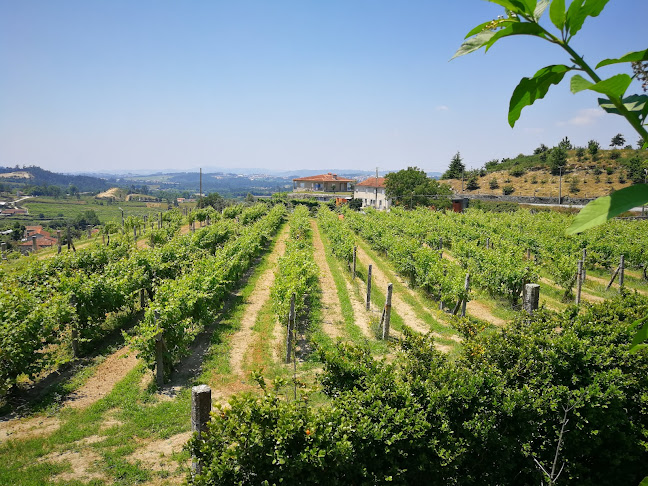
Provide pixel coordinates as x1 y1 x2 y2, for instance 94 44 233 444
1 0 646 174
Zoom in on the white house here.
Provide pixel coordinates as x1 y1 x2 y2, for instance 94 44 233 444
354 177 391 210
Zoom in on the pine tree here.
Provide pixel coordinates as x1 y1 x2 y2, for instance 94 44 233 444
609 133 626 147
442 152 466 179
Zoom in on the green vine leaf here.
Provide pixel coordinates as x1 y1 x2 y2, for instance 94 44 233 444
451 30 497 60
570 73 632 99
567 185 648 234
596 49 648 68
549 0 566 30
565 0 609 37
508 65 572 127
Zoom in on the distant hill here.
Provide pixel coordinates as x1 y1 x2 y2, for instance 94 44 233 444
0 166 113 193
442 147 645 199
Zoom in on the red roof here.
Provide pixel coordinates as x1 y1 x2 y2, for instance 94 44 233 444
356 177 386 188
20 236 57 247
293 173 354 182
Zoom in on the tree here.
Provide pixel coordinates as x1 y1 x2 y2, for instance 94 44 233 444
549 146 567 175
441 152 465 179
385 167 451 209
638 138 646 149
610 133 626 148
558 137 572 151
587 139 600 159
452 0 648 235
197 192 227 212
575 147 586 161
533 144 549 154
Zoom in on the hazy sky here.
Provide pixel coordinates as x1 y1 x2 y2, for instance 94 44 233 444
1 1 646 174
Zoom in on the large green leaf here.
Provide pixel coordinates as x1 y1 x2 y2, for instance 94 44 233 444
549 0 566 30
508 65 572 127
534 0 550 21
465 20 496 39
630 316 648 352
570 74 593 93
487 0 532 15
484 22 546 52
598 95 648 122
570 73 632 98
639 475 648 486
567 185 648 234
565 0 609 37
597 49 648 68
451 30 497 60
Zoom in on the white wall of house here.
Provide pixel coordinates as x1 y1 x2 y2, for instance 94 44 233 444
353 186 391 210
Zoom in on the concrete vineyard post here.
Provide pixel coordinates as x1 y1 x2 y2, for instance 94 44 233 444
382 283 393 340
286 293 295 363
191 385 212 477
576 260 583 305
366 264 372 311
523 284 540 314
32 235 37 253
87 225 92 239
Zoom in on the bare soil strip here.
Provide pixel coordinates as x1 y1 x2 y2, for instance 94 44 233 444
310 220 344 340
585 273 648 296
0 416 60 444
128 431 192 474
343 277 374 339
465 300 507 327
40 449 107 483
354 245 429 335
65 346 139 409
230 225 289 378
540 277 605 303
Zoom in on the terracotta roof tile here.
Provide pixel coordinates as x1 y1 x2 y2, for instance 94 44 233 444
356 177 386 188
292 173 355 182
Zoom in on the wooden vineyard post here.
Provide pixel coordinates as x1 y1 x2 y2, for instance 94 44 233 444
576 260 583 305
606 255 625 291
526 248 531 260
382 283 393 340
523 284 540 314
57 230 62 253
133 227 137 238
191 385 212 477
87 225 92 239
71 327 79 358
352 246 357 279
486 237 490 250
439 237 443 250
102 233 105 245
155 332 166 387
366 264 372 311
461 273 470 317
286 293 295 363
582 248 587 281
619 254 625 290
140 289 146 309
1 242 5 260
32 235 37 253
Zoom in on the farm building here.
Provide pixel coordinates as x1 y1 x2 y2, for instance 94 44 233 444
354 177 391 210
292 173 354 193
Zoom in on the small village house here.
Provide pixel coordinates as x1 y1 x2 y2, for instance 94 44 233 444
292 173 354 193
354 177 391 210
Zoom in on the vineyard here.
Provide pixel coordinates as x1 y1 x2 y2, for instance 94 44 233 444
1 203 647 485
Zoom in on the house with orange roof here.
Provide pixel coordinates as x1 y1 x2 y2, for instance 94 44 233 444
292 173 355 193
354 176 391 210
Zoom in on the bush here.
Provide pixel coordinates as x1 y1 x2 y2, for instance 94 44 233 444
502 184 514 195
509 166 526 177
489 177 499 189
191 295 648 486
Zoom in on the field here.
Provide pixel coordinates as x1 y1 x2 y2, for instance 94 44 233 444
1 203 647 485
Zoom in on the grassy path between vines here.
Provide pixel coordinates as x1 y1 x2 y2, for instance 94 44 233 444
352 238 461 352
0 221 289 486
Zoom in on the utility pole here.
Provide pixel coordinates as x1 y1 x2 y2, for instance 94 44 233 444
558 166 563 205
375 167 379 210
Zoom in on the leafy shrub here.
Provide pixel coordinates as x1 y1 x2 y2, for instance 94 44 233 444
509 166 526 177
191 295 648 486
489 177 499 189
502 184 514 195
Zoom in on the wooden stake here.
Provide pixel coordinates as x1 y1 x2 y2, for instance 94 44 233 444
366 264 372 311
606 265 621 290
461 273 470 317
286 293 295 363
352 246 357 279
382 283 393 340
576 260 583 305
32 235 37 253
57 230 62 253
155 332 165 386
619 254 625 290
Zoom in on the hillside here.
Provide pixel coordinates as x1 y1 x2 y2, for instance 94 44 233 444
0 166 113 193
443 147 646 199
